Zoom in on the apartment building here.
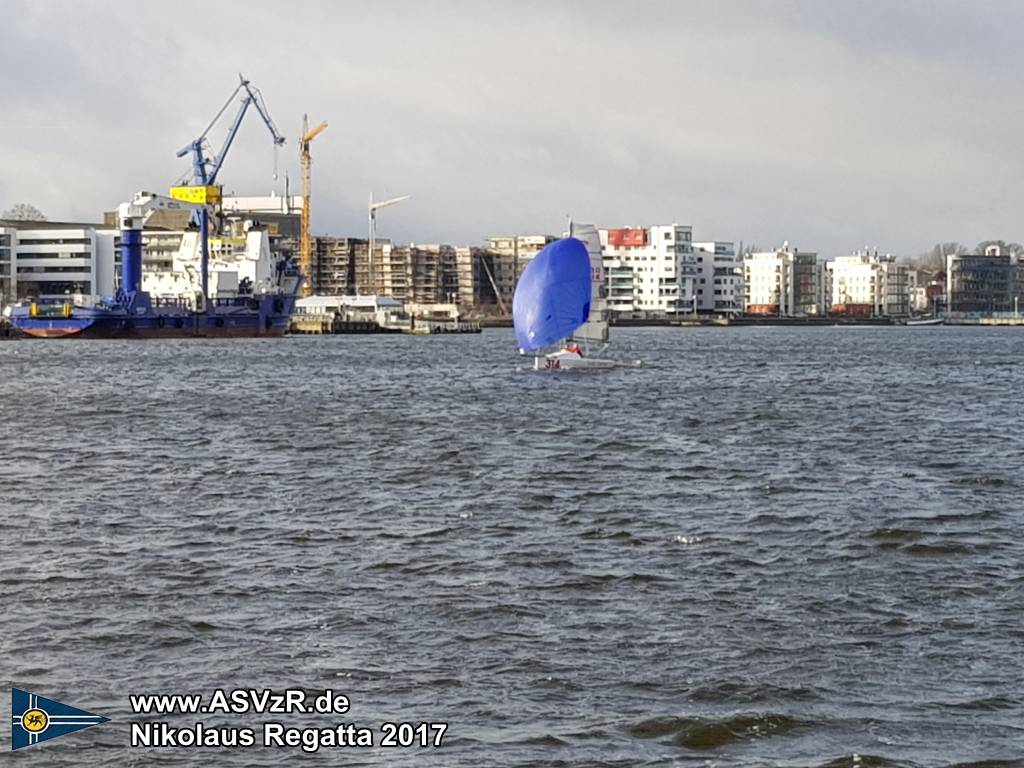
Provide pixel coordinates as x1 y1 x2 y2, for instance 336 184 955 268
946 246 1024 314
599 224 696 316
0 221 118 304
743 247 825 316
0 228 12 306
827 252 908 317
692 241 741 314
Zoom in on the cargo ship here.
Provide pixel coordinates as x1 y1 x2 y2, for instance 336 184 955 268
9 192 300 339
9 75 299 340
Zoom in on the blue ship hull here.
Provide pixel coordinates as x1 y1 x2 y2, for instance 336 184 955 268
11 294 295 339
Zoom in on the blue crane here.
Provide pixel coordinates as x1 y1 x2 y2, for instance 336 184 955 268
177 73 285 186
175 74 286 307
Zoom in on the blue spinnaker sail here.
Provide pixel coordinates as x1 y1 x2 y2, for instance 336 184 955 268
513 238 592 352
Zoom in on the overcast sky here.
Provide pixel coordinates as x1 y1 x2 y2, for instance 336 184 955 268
2 0 1022 256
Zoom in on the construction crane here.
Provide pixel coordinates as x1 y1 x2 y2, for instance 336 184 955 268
367 193 410 295
299 114 328 297
174 74 285 306
477 251 509 315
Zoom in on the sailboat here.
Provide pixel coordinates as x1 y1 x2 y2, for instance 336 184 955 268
513 225 638 371
906 294 945 326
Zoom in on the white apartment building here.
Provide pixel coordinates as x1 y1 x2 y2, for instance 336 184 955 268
826 252 907 316
743 247 824 316
692 241 741 314
0 223 118 305
828 253 883 314
599 224 696 316
0 228 12 307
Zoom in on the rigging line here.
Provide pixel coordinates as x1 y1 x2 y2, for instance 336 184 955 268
198 83 244 143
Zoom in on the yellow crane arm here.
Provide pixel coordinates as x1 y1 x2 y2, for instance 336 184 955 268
302 121 328 144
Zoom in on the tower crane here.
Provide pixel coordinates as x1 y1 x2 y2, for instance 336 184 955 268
367 193 410 295
299 115 328 298
174 74 286 307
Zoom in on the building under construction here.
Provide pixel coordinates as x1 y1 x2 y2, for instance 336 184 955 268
308 236 362 295
374 243 459 304
303 236 511 314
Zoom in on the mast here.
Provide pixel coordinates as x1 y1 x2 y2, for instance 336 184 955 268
569 221 609 347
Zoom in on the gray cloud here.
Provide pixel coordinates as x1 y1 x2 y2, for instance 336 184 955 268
1 0 1022 256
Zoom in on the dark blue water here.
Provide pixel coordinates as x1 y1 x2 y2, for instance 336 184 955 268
2 327 1023 766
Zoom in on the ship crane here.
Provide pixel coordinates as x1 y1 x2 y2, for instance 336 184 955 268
118 191 211 230
174 74 286 307
299 115 328 298
116 192 212 304
176 73 285 187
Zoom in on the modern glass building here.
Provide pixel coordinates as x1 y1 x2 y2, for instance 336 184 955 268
947 253 1024 314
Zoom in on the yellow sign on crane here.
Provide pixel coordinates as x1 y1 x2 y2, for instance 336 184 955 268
169 185 222 205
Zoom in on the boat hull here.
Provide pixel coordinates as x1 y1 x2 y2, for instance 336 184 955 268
11 295 294 339
533 354 640 371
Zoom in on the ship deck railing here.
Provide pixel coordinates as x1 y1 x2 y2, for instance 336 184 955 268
153 297 194 310
209 296 262 309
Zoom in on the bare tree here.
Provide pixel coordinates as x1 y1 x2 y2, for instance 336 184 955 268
909 242 967 272
975 239 1024 256
1 203 47 221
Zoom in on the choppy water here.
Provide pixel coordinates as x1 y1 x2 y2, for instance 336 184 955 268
2 327 1023 767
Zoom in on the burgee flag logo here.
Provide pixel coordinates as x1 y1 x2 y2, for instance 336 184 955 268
11 688 110 750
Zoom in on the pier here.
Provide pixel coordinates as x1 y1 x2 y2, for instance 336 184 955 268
288 313 402 335
406 319 482 335
288 313 480 335
0 319 22 339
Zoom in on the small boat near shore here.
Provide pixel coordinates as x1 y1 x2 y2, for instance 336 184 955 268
906 316 945 327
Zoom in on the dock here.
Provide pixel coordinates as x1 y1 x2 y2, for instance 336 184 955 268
0 319 23 339
288 313 402 335
406 320 482 335
944 316 1024 326
288 313 480 335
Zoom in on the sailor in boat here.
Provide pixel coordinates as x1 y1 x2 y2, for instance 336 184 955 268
563 341 583 358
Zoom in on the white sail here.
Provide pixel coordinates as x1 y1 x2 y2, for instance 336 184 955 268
569 221 609 344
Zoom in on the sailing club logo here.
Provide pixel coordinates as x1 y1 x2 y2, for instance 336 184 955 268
11 688 109 750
